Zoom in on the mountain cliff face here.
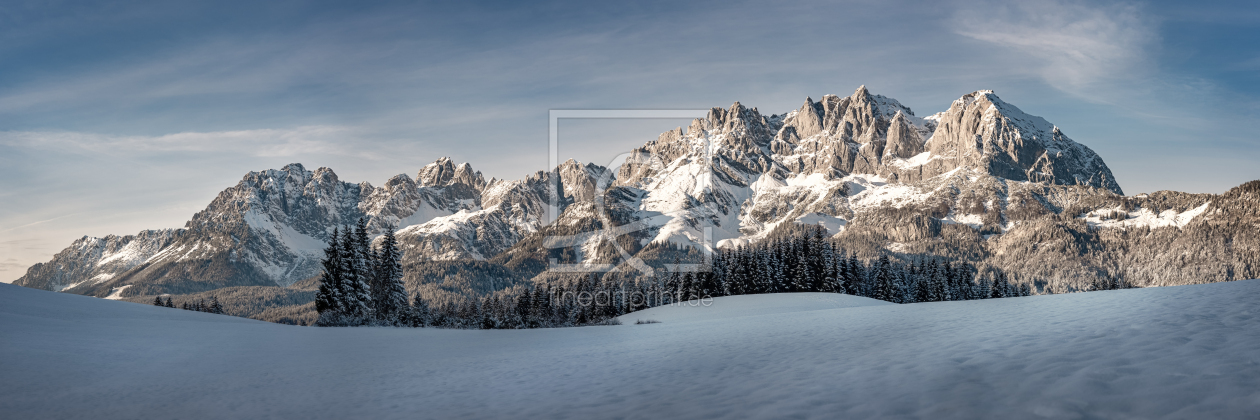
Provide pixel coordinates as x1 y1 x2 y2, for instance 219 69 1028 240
17 87 1250 301
921 91 1121 193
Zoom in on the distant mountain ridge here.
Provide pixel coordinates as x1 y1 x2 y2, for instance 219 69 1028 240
16 87 1257 306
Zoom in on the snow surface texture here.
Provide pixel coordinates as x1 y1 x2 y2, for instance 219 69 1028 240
3 281 1260 419
615 292 892 324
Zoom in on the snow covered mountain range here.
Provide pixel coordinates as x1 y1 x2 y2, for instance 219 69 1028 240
15 87 1259 303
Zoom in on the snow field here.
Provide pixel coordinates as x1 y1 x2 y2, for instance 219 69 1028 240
2 281 1259 419
615 292 891 324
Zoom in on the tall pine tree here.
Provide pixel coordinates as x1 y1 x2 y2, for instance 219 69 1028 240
873 255 895 302
372 225 409 326
315 228 347 326
341 223 374 324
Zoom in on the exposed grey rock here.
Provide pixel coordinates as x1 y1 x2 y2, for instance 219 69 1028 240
921 91 1122 194
884 111 925 160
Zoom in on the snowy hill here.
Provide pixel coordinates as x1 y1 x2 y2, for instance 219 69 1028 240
615 292 892 324
3 280 1259 419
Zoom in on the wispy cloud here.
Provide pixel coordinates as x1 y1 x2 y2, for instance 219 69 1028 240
0 261 28 273
0 214 85 234
953 0 1157 96
0 126 378 159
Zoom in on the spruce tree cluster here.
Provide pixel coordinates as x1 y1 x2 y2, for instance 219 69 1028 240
658 225 1030 305
152 296 175 308
166 296 224 314
315 219 410 326
410 274 635 329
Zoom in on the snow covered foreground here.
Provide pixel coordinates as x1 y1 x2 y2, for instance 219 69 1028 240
615 292 894 324
3 283 1260 419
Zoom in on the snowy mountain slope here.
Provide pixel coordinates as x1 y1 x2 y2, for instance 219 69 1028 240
390 159 611 263
14 229 181 292
4 280 1259 419
17 159 489 295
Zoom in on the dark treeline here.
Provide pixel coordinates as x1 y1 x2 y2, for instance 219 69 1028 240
321 225 1093 329
152 294 225 315
698 225 1033 304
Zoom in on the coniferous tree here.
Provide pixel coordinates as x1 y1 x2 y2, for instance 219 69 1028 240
873 255 895 302
958 262 978 300
893 269 911 303
153 296 165 306
315 228 346 326
931 260 950 302
533 287 550 326
991 273 1009 299
977 276 993 299
681 271 695 301
340 226 373 324
699 269 718 299
479 298 495 329
849 253 867 297
914 261 932 303
942 261 959 301
410 294 430 327
515 290 533 327
836 253 853 295
373 226 408 326
210 296 224 314
664 263 680 304
352 218 374 271
793 258 813 292
165 297 174 308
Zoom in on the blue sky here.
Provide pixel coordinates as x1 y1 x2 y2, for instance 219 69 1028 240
1 0 1258 281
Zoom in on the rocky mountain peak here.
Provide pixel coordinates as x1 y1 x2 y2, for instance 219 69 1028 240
312 166 340 184
773 86 916 147
925 90 1123 194
383 173 416 190
554 159 610 203
955 90 996 109
789 96 826 139
451 162 487 190
884 111 925 160
417 157 486 190
692 101 773 145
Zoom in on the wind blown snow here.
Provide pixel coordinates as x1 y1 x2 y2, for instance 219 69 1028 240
2 281 1258 419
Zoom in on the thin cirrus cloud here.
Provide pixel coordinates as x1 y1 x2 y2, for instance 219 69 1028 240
2 126 374 159
953 0 1157 98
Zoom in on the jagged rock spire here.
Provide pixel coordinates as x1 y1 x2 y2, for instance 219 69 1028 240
416 157 486 190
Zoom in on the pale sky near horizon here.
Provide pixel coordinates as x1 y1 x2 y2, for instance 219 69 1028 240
2 0 1258 282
